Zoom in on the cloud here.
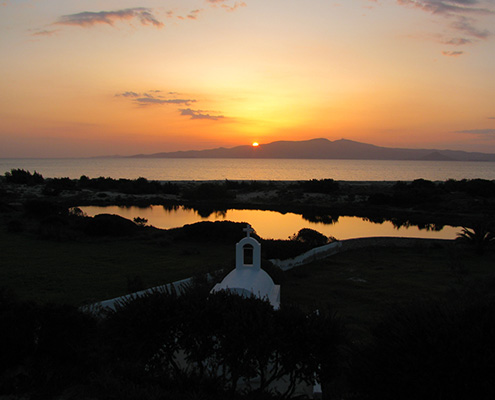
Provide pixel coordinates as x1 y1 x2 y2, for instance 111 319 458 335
55 8 163 28
179 108 225 120
488 117 495 120
116 90 196 106
136 98 196 106
221 2 247 12
443 37 473 44
206 0 247 12
397 0 494 16
116 91 140 98
450 15 491 38
442 50 465 55
31 29 59 37
396 0 494 44
455 129 495 135
117 90 226 121
187 9 202 20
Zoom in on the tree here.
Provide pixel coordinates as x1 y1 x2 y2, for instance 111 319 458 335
456 223 495 254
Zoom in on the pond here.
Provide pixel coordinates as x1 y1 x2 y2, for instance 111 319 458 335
79 205 460 241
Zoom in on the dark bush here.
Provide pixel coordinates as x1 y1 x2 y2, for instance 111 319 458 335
4 169 44 185
350 298 495 400
24 199 64 218
291 228 331 247
77 175 179 195
0 294 100 396
182 182 235 201
443 179 495 197
262 238 311 260
85 214 139 236
299 179 340 194
368 192 392 205
170 221 248 244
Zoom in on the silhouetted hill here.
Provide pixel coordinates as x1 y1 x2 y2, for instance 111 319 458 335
127 138 495 161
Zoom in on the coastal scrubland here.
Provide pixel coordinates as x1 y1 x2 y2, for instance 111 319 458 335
1 170 495 399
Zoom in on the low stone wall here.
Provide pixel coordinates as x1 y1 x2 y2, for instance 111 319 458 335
84 276 195 313
270 237 453 271
269 241 343 271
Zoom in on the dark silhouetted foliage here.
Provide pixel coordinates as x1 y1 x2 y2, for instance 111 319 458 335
0 293 100 397
291 228 332 247
298 179 340 194
85 213 139 236
75 175 179 195
182 182 235 201
350 297 495 400
442 178 495 197
170 221 248 244
4 169 44 185
456 223 495 254
23 199 64 218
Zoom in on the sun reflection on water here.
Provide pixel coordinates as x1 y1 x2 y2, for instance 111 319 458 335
80 205 459 240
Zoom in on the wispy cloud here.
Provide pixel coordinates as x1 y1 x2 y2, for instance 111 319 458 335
187 10 202 20
397 0 494 16
179 108 225 120
395 0 494 45
55 8 163 28
136 98 196 106
442 50 465 55
31 29 59 37
443 37 473 45
456 128 495 135
206 0 247 12
116 91 195 106
116 91 140 98
116 91 226 121
488 117 495 120
451 15 491 38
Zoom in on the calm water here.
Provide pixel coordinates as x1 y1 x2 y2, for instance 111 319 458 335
80 205 460 240
2 158 495 181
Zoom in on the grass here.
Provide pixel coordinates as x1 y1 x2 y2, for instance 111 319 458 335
2 223 495 342
0 229 232 305
282 244 495 340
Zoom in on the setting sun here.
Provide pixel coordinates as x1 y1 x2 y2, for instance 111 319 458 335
252 142 259 147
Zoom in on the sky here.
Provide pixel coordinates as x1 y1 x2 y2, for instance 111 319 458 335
1 0 494 157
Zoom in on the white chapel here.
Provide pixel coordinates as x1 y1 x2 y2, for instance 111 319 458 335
211 224 280 309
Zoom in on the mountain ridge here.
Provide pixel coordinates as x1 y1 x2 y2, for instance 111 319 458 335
125 138 495 162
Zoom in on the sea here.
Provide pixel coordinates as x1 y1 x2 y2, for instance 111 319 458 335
1 158 495 181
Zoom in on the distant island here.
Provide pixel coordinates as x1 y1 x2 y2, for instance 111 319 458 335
121 138 495 162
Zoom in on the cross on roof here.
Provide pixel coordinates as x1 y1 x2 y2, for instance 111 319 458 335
243 224 254 238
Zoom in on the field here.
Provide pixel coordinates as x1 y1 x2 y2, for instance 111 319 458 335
283 244 495 340
2 222 494 343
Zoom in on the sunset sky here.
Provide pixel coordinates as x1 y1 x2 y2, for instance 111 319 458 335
1 0 494 157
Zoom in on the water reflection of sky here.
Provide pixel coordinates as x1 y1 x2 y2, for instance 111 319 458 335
80 205 460 240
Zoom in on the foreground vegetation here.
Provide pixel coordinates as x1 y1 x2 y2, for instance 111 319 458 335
2 276 495 399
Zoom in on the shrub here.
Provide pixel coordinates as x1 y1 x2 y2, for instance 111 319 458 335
182 182 235 201
350 298 495 400
170 221 248 244
299 179 340 194
84 214 139 236
4 169 44 185
24 199 64 218
290 228 331 247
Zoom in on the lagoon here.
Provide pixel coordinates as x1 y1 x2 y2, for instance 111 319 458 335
80 205 460 240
